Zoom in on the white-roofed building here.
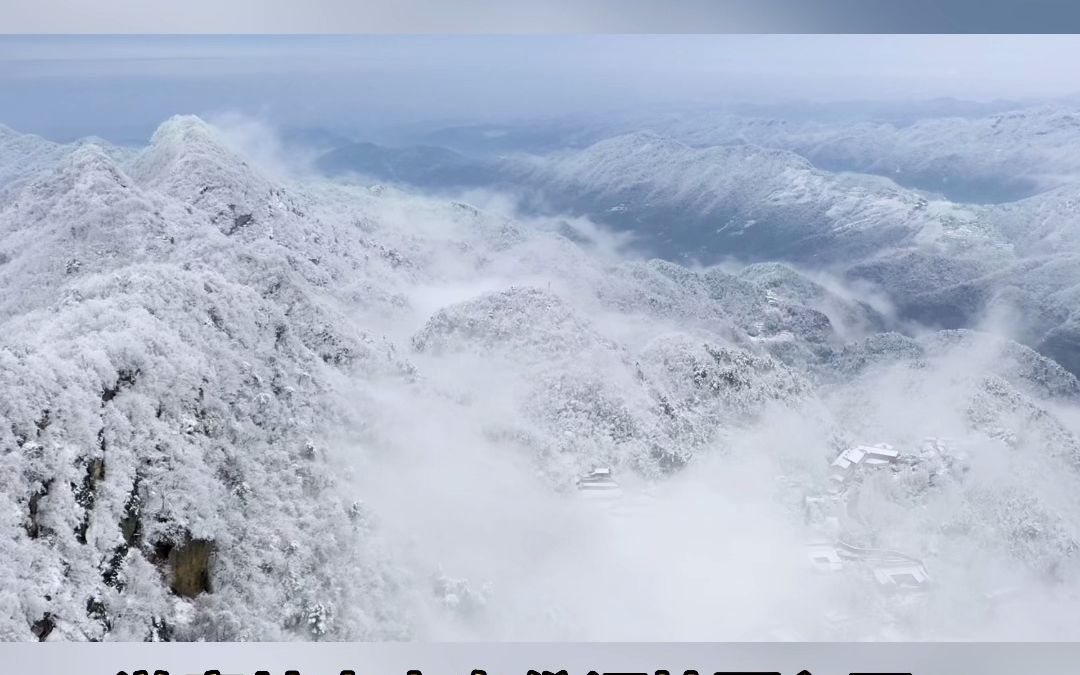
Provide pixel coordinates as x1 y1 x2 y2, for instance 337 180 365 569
829 442 900 485
807 543 844 572
576 466 622 498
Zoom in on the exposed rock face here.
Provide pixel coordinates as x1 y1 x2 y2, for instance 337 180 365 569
164 538 215 599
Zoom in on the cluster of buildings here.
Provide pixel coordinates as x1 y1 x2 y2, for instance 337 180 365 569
804 441 932 595
575 447 938 598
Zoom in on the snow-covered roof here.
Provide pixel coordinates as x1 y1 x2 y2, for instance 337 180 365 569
872 563 930 589
830 443 900 478
831 446 866 471
807 544 844 572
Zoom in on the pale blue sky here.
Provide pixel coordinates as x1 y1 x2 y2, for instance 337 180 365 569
2 35 1080 142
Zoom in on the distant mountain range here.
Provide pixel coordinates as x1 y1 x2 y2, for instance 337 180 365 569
314 107 1080 380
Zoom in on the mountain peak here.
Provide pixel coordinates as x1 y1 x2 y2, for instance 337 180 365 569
134 115 251 182
130 114 272 214
21 142 136 205
149 114 220 146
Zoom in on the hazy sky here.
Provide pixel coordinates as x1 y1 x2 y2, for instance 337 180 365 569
2 35 1080 142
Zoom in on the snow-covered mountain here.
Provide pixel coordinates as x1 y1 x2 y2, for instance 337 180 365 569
0 117 424 641
508 131 1015 265
4 116 1080 641
399 127 1079 382
599 106 1080 203
314 131 1009 264
366 104 1080 204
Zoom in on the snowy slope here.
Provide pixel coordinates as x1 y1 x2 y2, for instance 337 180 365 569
632 106 1080 203
491 129 1080 380
0 118 416 641
507 131 1010 265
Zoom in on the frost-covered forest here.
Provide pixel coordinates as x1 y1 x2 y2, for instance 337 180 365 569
4 113 1080 642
